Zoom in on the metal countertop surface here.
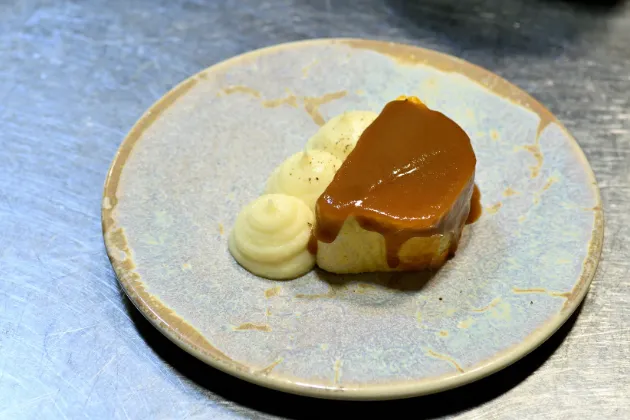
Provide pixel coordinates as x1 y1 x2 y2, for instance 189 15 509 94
1 1 628 418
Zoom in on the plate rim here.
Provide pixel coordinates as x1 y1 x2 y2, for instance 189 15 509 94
102 38 604 400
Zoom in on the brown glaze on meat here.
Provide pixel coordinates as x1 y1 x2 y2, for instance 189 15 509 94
312 97 477 268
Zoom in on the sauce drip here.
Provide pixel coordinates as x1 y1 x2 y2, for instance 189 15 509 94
307 233 318 255
466 185 482 224
312 97 478 268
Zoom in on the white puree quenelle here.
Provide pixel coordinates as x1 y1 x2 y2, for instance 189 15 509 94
265 150 342 212
306 110 378 160
228 194 315 279
229 110 375 279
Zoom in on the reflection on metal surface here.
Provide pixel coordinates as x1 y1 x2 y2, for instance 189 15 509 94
0 0 624 418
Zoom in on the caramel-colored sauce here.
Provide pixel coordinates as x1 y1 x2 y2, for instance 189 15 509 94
466 185 482 225
312 97 477 268
307 232 318 255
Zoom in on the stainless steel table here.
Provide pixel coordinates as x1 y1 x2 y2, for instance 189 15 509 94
1 1 628 418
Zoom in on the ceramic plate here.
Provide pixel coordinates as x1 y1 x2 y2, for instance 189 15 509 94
103 39 603 400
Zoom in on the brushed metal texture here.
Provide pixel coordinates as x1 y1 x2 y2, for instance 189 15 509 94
0 0 628 418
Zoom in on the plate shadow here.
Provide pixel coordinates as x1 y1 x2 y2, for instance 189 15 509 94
123 294 583 419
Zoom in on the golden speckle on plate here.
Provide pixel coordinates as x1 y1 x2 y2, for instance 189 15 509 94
333 359 343 385
522 144 544 178
233 323 272 332
426 349 463 373
503 187 519 197
219 85 261 98
487 202 503 214
303 90 348 126
257 358 283 375
301 59 318 78
534 176 559 204
458 317 475 329
471 297 502 313
265 286 281 298
513 287 571 299
262 95 299 109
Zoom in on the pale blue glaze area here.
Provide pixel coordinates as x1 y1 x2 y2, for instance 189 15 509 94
114 42 599 387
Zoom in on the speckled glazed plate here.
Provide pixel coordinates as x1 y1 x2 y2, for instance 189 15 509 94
103 39 603 400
